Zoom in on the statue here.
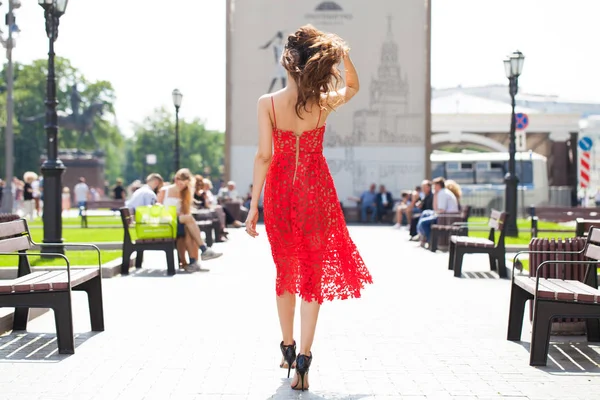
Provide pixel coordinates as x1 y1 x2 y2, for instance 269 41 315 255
260 31 286 93
70 84 82 119
22 84 107 156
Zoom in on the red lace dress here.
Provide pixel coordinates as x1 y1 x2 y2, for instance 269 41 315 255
263 97 373 304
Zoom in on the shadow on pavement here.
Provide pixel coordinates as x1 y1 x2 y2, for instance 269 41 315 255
0 331 100 362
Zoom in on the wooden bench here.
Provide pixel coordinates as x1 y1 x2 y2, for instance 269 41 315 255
0 219 104 354
507 227 600 366
529 206 600 238
448 209 507 278
80 200 126 228
429 206 471 252
119 208 177 276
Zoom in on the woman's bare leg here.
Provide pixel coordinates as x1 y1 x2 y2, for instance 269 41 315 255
185 233 199 261
395 207 402 224
406 206 413 222
277 291 295 345
178 214 205 247
176 238 187 266
291 299 320 388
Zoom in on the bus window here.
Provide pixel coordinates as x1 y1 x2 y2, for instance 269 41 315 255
515 161 533 185
476 161 505 184
447 162 475 184
431 162 445 179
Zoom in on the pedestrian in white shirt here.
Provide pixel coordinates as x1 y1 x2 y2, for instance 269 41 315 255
417 177 459 246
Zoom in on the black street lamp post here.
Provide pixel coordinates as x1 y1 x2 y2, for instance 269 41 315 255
172 89 183 174
39 0 68 254
503 50 525 237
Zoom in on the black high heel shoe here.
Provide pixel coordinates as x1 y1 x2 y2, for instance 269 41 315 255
279 341 296 378
291 353 312 391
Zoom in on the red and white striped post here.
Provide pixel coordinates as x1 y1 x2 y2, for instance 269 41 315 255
580 151 591 188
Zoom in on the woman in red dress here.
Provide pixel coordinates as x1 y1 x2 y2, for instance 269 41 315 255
245 25 373 391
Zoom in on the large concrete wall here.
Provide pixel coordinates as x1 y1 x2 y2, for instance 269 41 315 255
226 0 431 201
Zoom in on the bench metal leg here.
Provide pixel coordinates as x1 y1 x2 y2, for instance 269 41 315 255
507 284 532 341
204 228 214 247
453 249 465 278
53 293 75 354
166 247 176 276
448 242 456 271
430 230 438 253
135 251 144 269
530 300 554 366
12 307 29 331
74 276 105 332
586 319 600 342
488 254 497 271
497 254 508 279
121 246 133 275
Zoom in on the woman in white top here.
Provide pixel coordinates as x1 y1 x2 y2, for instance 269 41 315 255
157 168 222 272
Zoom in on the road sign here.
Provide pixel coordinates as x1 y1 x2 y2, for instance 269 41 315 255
580 151 591 188
146 154 157 165
515 113 529 130
516 130 527 152
578 136 593 152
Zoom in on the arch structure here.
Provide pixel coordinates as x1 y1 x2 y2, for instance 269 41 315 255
431 132 507 152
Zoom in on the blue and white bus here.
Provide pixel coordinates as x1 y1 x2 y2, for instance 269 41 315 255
430 151 549 212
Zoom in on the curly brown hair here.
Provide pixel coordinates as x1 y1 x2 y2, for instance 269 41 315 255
281 24 348 118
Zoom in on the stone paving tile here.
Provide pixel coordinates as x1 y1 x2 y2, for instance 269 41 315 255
0 225 599 399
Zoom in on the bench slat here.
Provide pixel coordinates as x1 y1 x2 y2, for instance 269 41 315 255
2 269 99 293
68 269 99 288
590 228 600 243
585 243 600 260
0 235 31 252
12 270 67 293
0 219 27 239
38 269 98 291
514 277 559 300
0 271 52 294
514 276 600 303
548 279 600 303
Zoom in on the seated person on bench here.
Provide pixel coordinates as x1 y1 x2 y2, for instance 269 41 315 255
409 180 433 240
157 169 223 272
417 177 459 246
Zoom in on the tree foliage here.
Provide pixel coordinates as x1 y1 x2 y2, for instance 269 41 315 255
129 107 225 183
0 57 124 180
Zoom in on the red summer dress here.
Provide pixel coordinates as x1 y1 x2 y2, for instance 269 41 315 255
263 97 373 304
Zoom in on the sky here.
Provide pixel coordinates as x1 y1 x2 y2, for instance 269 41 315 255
6 0 600 137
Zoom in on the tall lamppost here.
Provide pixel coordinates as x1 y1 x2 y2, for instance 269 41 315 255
503 50 525 237
172 89 183 174
39 0 68 254
0 0 21 214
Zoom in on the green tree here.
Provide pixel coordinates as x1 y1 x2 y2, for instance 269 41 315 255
131 107 224 182
0 57 124 180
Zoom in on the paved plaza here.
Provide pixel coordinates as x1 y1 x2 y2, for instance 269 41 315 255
1 225 600 399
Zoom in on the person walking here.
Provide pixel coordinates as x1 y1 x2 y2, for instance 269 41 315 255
244 25 373 391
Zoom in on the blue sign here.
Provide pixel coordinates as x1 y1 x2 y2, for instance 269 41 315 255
515 113 529 130
578 136 593 151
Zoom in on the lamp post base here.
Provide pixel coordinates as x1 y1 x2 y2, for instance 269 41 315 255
41 158 66 255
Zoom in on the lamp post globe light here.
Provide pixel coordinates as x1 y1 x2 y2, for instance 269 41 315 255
503 50 525 237
172 89 183 175
39 0 68 254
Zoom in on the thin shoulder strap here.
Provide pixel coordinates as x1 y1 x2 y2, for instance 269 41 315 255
315 107 322 129
271 96 277 129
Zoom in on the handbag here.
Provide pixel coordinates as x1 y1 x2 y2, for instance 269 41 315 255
134 204 177 239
